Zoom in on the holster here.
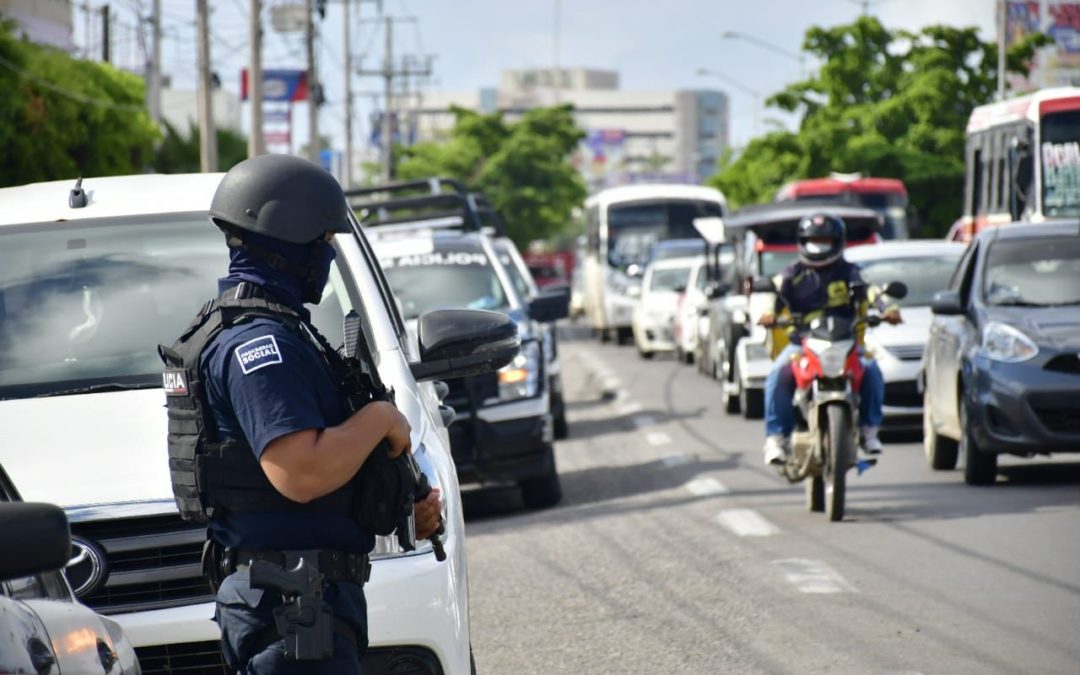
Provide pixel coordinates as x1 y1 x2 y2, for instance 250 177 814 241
248 550 335 661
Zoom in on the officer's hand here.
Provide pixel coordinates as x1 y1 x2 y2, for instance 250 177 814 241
385 406 412 458
414 488 442 540
882 309 903 325
758 313 776 327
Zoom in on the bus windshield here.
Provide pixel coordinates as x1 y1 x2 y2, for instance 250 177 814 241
606 199 721 269
1041 109 1080 218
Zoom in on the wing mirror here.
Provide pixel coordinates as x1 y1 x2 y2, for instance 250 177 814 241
409 309 521 381
750 276 777 294
930 290 964 316
882 281 908 300
0 502 72 581
529 286 570 323
704 281 730 300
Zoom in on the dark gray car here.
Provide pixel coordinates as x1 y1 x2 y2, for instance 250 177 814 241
922 221 1080 485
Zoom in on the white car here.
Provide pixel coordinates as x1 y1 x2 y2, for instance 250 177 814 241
0 174 497 674
632 257 701 358
846 240 966 432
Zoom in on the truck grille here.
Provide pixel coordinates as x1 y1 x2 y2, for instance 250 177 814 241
135 642 444 675
68 514 212 614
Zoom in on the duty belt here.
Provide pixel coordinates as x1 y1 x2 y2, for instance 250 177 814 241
228 548 372 586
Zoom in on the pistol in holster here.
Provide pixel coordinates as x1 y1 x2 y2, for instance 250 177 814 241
248 551 335 661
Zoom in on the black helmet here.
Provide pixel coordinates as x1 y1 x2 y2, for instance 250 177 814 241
797 213 846 267
209 154 350 244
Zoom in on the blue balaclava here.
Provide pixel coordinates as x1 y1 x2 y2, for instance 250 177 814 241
223 230 336 308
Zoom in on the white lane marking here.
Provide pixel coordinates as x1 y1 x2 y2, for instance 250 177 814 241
661 454 691 467
685 477 729 497
715 509 780 537
772 559 856 594
645 431 672 446
632 415 657 429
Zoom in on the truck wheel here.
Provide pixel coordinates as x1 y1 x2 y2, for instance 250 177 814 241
521 452 562 508
961 402 997 485
553 392 569 440
923 402 958 470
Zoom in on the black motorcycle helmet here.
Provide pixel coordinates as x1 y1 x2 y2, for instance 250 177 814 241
796 213 846 268
209 154 351 303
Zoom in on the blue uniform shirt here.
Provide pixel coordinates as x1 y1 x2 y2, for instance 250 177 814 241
200 293 373 555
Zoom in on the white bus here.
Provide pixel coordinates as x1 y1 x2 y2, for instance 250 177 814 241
960 86 1080 240
583 184 728 343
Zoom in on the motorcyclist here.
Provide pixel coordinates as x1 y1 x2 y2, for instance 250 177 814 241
758 213 901 466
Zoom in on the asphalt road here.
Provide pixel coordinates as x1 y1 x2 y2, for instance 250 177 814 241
462 325 1080 675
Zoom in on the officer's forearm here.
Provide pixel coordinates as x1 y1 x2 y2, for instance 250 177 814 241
259 402 397 503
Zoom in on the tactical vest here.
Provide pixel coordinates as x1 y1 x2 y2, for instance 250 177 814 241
158 284 356 524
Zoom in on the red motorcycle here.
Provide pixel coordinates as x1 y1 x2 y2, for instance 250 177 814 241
766 280 907 521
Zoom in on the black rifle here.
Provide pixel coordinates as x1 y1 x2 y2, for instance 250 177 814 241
340 310 446 562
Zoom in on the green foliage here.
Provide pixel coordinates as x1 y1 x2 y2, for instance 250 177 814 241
0 20 159 187
711 17 1050 236
396 105 586 247
152 121 248 174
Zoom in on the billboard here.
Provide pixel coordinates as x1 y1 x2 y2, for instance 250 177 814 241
240 69 309 102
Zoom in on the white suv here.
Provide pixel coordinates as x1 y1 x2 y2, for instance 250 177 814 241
0 173 504 674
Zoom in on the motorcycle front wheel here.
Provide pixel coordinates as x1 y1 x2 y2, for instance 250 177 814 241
823 404 854 522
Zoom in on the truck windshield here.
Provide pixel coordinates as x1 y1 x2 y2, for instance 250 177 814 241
606 200 721 269
1040 109 1080 218
381 253 510 319
0 215 357 400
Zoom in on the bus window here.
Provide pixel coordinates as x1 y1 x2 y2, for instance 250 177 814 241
1041 109 1080 217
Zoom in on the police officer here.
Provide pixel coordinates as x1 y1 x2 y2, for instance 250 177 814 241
758 213 902 465
163 154 442 674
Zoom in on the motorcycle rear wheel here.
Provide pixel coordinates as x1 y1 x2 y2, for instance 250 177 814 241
823 405 853 522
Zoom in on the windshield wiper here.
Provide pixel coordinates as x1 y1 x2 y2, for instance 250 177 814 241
35 382 160 398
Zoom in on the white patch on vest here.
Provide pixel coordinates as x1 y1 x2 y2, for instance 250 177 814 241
162 370 188 395
235 335 284 374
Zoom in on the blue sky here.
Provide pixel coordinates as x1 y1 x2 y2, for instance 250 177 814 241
99 0 994 152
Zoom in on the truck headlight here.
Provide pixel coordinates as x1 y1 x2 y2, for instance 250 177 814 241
497 340 541 400
981 322 1038 363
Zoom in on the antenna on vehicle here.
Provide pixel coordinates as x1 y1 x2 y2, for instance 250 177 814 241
69 177 89 209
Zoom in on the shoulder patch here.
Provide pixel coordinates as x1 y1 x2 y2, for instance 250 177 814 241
234 335 284 374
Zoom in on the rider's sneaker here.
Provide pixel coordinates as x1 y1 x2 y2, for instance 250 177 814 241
763 434 790 465
861 426 883 455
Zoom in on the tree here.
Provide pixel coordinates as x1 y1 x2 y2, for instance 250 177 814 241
0 20 158 187
395 105 586 247
152 121 248 174
710 17 1049 236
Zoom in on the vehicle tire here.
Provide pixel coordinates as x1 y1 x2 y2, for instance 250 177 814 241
598 327 610 343
823 405 853 522
684 349 694 365
520 453 562 509
722 349 741 414
616 327 633 346
807 475 825 512
470 647 477 675
553 392 569 440
741 387 764 420
638 348 655 360
923 401 959 470
960 402 997 486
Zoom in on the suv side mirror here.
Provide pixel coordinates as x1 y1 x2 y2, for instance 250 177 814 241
930 290 964 316
410 309 521 381
0 502 72 581
750 276 777 294
529 286 570 323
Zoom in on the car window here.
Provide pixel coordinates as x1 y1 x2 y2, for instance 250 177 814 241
949 242 977 291
857 255 962 306
694 266 708 290
648 267 692 292
498 253 533 300
983 237 1080 307
0 214 372 400
957 243 980 304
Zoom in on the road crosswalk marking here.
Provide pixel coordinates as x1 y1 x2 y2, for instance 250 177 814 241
772 558 855 593
645 431 672 446
715 509 780 537
685 477 729 496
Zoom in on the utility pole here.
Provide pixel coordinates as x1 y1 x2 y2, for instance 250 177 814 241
101 4 110 62
997 0 1007 101
305 0 320 163
196 0 218 172
146 0 161 124
249 0 265 157
357 16 430 182
343 0 353 186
